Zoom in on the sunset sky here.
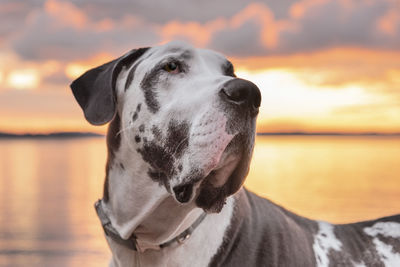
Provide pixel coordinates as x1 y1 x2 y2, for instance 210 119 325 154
0 0 399 134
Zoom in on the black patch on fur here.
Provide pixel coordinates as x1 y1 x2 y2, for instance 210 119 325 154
165 120 190 158
140 66 161 113
137 142 175 187
148 170 169 190
104 114 121 202
135 135 141 143
139 124 145 132
131 103 142 122
151 125 162 140
125 58 145 91
132 112 138 122
222 60 236 77
119 163 125 170
137 119 190 187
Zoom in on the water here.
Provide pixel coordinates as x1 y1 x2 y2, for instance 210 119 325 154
0 136 399 266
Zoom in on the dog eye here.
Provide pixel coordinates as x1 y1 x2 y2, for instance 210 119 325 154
163 62 180 74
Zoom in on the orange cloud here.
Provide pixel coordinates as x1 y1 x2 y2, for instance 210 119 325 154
290 0 329 19
44 0 87 29
161 19 226 47
230 47 400 75
160 2 293 50
377 9 400 36
231 3 282 48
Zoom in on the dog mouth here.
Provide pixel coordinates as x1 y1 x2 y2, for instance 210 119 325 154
171 135 241 204
205 153 240 187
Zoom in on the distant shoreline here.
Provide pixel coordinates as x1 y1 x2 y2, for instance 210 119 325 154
0 132 104 139
0 131 399 139
257 132 400 136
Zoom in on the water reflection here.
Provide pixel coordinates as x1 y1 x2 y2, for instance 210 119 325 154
0 138 109 267
0 136 399 266
246 136 400 223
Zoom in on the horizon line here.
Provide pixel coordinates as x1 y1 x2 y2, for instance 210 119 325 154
257 132 400 136
1 131 400 139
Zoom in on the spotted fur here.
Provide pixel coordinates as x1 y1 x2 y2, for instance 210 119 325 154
70 41 400 267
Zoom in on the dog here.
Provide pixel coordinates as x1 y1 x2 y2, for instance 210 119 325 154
70 41 400 266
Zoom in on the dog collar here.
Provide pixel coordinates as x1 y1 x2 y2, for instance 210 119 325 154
94 199 207 252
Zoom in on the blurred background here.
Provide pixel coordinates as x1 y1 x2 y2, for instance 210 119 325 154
0 0 399 266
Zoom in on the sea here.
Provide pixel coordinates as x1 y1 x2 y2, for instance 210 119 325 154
0 135 399 266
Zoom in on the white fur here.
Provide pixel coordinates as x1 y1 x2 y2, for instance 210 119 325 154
352 261 366 267
313 221 342 267
107 196 234 267
364 222 400 266
370 238 400 266
364 222 400 238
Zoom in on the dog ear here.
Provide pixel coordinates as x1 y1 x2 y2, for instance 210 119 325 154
70 47 149 125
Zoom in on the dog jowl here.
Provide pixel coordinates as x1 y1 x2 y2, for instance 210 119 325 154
70 41 261 213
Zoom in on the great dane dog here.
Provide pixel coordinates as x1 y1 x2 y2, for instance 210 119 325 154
71 41 400 266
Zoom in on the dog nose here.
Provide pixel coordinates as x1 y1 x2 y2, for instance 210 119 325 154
173 184 193 203
220 78 261 116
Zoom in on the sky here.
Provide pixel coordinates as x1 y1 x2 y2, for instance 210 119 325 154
0 0 399 134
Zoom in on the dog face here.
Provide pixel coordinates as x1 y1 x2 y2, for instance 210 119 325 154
71 41 261 213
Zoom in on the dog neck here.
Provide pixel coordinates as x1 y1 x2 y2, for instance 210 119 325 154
101 131 204 251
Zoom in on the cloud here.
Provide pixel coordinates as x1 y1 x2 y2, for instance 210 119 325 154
209 20 266 57
4 0 399 63
160 19 226 47
280 0 399 53
1 0 399 93
208 0 400 56
73 0 249 24
208 2 296 56
11 0 160 61
0 1 41 44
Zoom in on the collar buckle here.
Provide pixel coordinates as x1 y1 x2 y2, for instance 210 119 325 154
177 233 191 244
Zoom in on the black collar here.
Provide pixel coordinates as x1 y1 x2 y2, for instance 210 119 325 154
95 199 207 251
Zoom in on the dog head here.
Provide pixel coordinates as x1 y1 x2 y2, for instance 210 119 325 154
71 41 261 213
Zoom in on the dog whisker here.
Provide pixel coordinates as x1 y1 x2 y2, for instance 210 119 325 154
117 125 136 136
172 136 190 157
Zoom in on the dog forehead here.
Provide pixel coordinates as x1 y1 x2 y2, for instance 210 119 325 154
145 42 229 71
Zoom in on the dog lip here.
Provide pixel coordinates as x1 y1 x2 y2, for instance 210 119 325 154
206 154 240 188
173 183 194 203
171 151 238 205
214 152 238 170
171 133 239 204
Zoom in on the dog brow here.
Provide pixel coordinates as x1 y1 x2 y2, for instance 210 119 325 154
166 48 193 61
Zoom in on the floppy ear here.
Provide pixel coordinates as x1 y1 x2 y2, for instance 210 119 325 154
70 47 149 125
